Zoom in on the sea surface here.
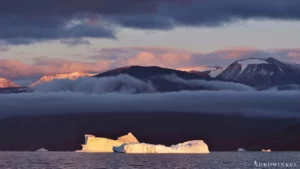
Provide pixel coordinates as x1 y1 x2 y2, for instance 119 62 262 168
0 152 299 169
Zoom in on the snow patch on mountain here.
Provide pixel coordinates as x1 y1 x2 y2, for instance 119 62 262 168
30 72 94 87
209 68 224 77
237 58 269 65
0 78 20 88
237 58 269 73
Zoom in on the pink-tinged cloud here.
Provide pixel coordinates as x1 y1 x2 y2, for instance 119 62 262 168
93 47 195 68
2 47 300 80
92 47 300 68
0 57 112 79
123 51 192 68
178 66 221 72
289 52 300 58
212 47 258 59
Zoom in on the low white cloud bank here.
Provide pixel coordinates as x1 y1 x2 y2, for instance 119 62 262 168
32 74 255 93
162 74 254 91
32 75 156 94
1 90 300 118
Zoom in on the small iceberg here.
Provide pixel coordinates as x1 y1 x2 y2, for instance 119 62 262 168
262 149 271 152
36 148 48 152
237 148 246 152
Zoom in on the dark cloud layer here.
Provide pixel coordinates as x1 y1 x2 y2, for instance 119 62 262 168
1 0 300 44
0 91 300 118
2 74 298 119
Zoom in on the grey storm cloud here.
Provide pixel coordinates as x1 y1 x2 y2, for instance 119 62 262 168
60 38 91 46
0 90 300 118
1 0 300 44
1 74 300 118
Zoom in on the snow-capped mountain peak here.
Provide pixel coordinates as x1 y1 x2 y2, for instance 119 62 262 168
0 78 20 88
217 57 300 89
236 58 270 74
30 72 94 87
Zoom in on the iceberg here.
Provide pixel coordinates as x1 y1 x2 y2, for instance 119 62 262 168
117 132 139 143
77 133 139 152
77 132 209 154
113 140 210 154
262 149 271 152
36 148 48 152
237 148 246 152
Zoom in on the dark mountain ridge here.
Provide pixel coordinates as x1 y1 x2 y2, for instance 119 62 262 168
93 66 217 92
94 65 211 80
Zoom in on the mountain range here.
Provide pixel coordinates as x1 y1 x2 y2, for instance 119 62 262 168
1 57 300 92
0 78 19 88
1 57 300 151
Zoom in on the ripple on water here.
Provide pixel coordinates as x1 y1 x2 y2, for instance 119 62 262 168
0 152 299 169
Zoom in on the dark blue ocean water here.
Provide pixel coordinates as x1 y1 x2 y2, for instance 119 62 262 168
0 152 299 169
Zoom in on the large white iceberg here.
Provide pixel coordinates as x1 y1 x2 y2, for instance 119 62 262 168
77 133 209 154
76 133 139 152
113 140 210 154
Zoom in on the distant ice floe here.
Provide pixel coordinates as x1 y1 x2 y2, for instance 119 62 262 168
262 149 271 152
36 148 48 152
237 148 247 152
77 133 209 154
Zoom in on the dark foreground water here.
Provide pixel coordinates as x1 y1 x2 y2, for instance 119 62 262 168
0 152 299 169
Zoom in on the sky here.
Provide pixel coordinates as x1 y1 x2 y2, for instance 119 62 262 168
1 0 300 83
